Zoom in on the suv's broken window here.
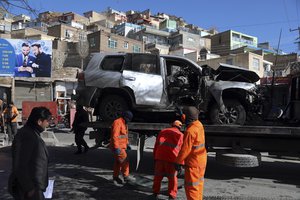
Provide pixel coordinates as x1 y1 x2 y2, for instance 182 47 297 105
131 54 160 75
166 59 199 91
100 56 124 71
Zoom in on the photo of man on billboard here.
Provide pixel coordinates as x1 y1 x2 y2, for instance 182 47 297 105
31 43 51 77
14 42 35 77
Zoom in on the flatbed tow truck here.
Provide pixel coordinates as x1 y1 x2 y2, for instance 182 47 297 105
84 121 300 168
79 63 300 168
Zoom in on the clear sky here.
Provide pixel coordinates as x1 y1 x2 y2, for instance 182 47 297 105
5 0 300 54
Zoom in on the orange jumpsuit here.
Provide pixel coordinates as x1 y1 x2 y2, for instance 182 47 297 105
153 127 183 199
175 120 207 200
110 117 129 178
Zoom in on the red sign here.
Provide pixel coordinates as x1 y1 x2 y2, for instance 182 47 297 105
22 101 58 125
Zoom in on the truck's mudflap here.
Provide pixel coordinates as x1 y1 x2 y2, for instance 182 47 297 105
136 134 145 170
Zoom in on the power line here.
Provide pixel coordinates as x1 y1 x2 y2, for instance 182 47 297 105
21 0 38 17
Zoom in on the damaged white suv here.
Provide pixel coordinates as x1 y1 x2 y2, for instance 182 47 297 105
75 53 260 125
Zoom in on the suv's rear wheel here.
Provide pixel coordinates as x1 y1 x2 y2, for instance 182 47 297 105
99 95 129 121
209 99 246 125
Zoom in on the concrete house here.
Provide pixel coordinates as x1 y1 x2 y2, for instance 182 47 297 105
211 30 258 56
88 30 144 53
197 51 268 78
114 22 143 37
47 23 88 42
11 14 31 31
169 30 211 56
128 26 170 54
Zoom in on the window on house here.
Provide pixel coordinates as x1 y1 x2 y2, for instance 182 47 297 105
133 45 141 53
252 58 260 70
124 41 128 49
65 30 73 38
67 16 72 21
232 33 240 41
79 32 86 41
241 36 254 45
100 56 124 71
108 39 117 49
89 37 95 47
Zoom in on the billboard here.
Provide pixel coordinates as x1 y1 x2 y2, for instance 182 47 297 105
0 39 52 77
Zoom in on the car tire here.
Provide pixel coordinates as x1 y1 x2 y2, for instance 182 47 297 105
99 95 129 121
209 99 246 125
216 150 261 167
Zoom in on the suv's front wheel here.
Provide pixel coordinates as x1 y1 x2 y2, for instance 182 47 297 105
99 95 129 121
209 99 246 125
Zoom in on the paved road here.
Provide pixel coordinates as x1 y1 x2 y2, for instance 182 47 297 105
0 130 300 200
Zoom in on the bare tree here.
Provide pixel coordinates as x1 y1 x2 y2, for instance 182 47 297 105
76 40 89 70
0 0 38 17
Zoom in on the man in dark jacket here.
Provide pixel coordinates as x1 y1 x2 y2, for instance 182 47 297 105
31 43 51 77
8 106 52 200
72 105 89 154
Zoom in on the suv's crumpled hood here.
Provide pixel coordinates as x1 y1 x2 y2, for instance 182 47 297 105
214 63 260 83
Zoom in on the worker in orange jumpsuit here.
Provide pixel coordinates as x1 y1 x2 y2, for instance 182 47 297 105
175 106 207 200
152 120 184 200
110 110 134 184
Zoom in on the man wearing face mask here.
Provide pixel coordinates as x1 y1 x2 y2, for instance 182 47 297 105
8 107 52 200
174 106 207 200
110 110 135 185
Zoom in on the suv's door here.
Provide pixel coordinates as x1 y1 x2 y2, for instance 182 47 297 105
121 54 163 105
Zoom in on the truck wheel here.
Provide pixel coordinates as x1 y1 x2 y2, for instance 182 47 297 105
99 95 129 121
216 150 261 167
209 99 246 125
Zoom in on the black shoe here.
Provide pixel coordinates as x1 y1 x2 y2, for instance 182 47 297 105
148 194 158 200
84 146 89 153
123 175 135 183
168 195 176 200
113 176 124 185
74 150 82 155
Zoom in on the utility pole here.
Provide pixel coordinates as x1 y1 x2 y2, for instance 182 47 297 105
290 27 300 50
